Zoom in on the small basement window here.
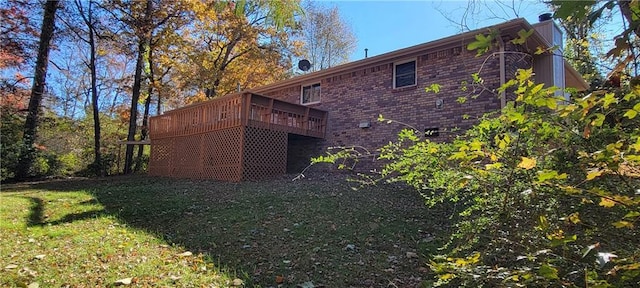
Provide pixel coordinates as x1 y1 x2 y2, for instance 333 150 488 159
301 83 321 104
393 60 416 88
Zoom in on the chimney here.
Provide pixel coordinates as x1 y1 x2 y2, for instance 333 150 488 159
538 13 552 22
365 48 368 58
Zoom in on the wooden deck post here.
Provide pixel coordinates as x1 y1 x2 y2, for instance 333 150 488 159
242 93 251 126
267 98 274 129
303 107 310 132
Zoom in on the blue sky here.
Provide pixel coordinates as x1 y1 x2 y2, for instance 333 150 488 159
318 0 551 61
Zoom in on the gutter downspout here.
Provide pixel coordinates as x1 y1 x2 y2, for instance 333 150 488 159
497 35 506 109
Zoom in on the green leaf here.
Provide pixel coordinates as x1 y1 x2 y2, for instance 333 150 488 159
425 83 441 94
546 98 558 110
624 211 640 219
536 215 549 231
467 32 495 55
550 234 577 247
537 170 567 183
591 113 606 127
602 92 618 109
516 69 534 83
530 83 545 95
511 29 534 45
538 264 559 280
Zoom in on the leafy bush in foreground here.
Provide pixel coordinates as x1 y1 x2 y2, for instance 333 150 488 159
313 68 640 286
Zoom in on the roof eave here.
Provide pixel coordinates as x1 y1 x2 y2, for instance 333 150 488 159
564 60 590 91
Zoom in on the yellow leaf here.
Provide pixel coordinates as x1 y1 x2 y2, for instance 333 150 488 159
599 197 616 208
612 221 634 228
586 169 603 180
568 212 581 224
624 109 638 119
517 157 537 170
440 273 456 281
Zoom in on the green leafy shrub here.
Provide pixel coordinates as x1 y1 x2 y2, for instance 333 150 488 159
312 68 640 287
0 109 23 181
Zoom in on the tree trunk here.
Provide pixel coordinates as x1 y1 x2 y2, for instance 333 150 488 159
124 38 146 174
16 0 59 179
124 0 152 174
86 0 102 176
134 45 154 172
134 93 151 172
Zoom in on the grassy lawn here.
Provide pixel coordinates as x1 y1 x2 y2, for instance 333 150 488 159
1 174 450 287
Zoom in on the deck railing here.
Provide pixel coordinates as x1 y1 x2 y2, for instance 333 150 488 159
149 92 327 139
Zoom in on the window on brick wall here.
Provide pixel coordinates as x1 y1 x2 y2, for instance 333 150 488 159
301 83 321 104
393 60 416 88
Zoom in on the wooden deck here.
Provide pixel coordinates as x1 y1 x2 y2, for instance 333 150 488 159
148 92 327 181
149 92 327 140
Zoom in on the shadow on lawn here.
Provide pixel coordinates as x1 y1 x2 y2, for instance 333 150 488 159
22 195 106 227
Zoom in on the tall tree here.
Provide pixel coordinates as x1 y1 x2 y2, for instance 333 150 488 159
166 0 301 101
133 42 155 172
16 0 59 179
553 4 605 86
124 0 152 175
299 2 356 71
72 0 104 175
552 1 640 79
104 0 183 174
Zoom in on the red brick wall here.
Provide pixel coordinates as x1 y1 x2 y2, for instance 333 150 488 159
262 41 530 171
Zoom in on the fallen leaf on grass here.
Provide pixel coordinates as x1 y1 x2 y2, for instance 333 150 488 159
27 283 39 288
20 267 37 277
275 275 285 284
231 278 243 286
4 264 18 269
34 254 46 260
169 275 182 281
176 251 192 257
114 278 132 285
297 281 315 288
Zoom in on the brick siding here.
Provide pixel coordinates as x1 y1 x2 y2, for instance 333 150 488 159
260 40 533 172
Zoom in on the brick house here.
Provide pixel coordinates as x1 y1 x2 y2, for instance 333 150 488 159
148 18 588 181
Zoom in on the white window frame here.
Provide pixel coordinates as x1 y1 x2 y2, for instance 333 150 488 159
301 83 321 105
393 59 417 89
